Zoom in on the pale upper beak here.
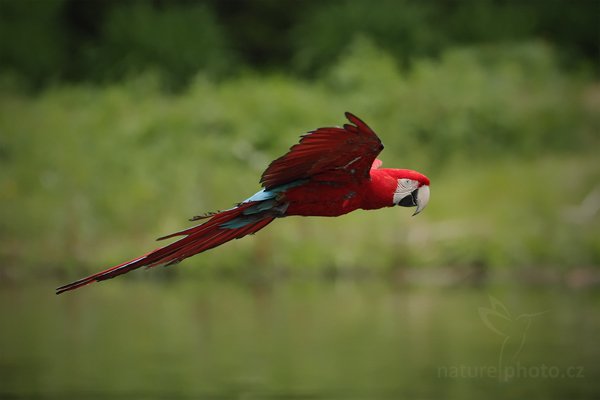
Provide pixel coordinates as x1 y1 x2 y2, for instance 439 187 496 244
412 185 430 216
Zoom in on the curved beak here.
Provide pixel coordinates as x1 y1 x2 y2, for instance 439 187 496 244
412 185 430 216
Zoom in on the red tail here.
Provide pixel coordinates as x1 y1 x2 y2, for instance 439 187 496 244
56 203 275 294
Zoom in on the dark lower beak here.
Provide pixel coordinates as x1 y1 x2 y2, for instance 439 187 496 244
398 190 418 208
398 185 430 216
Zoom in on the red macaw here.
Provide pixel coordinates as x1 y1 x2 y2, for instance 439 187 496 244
56 112 430 294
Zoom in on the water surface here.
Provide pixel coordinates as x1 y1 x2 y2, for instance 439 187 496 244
1 279 598 399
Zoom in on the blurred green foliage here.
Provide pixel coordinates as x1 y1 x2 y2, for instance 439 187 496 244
1 40 598 280
84 2 234 86
0 0 68 85
0 0 598 89
293 0 599 75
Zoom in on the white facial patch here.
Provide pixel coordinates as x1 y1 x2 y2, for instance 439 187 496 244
393 178 419 205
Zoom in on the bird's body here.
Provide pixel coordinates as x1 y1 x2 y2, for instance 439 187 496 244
56 113 430 294
281 180 363 216
283 168 427 216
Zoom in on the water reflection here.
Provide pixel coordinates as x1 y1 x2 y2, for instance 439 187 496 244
1 279 597 399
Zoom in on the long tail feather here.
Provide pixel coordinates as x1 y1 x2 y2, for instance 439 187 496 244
56 202 276 294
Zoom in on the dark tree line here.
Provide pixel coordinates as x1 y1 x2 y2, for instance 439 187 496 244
1 0 597 89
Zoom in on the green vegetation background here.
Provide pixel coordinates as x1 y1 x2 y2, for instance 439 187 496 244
1 0 599 283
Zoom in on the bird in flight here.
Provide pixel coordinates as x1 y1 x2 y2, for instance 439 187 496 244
56 112 430 294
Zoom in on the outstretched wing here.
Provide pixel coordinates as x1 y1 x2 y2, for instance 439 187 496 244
260 112 384 190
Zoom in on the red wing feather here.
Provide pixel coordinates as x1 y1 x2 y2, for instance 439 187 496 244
260 112 384 189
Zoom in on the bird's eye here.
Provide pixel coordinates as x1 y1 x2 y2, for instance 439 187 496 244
399 179 411 188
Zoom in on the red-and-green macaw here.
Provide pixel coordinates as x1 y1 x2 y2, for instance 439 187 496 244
56 113 430 294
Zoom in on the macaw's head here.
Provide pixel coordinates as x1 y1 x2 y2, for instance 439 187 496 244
390 169 430 216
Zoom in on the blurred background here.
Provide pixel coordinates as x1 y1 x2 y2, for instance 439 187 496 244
1 0 599 399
